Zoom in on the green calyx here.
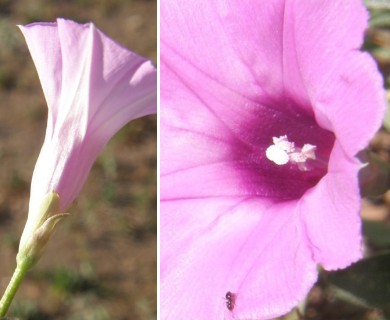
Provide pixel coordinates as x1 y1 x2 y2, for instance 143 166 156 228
0 192 69 316
17 192 69 267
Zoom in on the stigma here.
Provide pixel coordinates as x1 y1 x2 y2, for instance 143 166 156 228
265 135 316 171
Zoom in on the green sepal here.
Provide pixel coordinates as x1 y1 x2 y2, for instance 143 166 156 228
17 192 69 267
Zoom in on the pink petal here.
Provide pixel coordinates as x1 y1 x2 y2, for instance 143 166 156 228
162 0 385 157
300 142 363 270
17 22 62 114
161 53 334 201
161 0 386 319
313 53 385 156
161 198 317 319
160 62 238 176
161 0 285 105
19 18 156 211
281 0 385 155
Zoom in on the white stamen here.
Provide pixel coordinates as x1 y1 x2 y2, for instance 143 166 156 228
272 135 295 153
265 135 317 171
289 152 308 163
265 145 289 165
301 144 316 160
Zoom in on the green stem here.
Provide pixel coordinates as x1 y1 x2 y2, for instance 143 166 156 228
0 259 31 317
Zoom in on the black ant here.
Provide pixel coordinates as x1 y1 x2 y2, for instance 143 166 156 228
224 291 235 311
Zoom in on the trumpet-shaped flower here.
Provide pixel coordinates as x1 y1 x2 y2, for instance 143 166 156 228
18 18 156 262
160 1 385 319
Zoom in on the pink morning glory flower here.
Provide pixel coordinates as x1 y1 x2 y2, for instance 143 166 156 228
161 1 385 319
18 18 156 262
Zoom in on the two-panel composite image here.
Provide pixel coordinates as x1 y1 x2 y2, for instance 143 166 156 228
0 0 390 319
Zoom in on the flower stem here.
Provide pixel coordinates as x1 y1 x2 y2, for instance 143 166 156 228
0 258 31 317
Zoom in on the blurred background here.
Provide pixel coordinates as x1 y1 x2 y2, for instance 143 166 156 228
0 0 156 319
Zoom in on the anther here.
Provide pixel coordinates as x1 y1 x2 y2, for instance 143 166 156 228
265 135 317 171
